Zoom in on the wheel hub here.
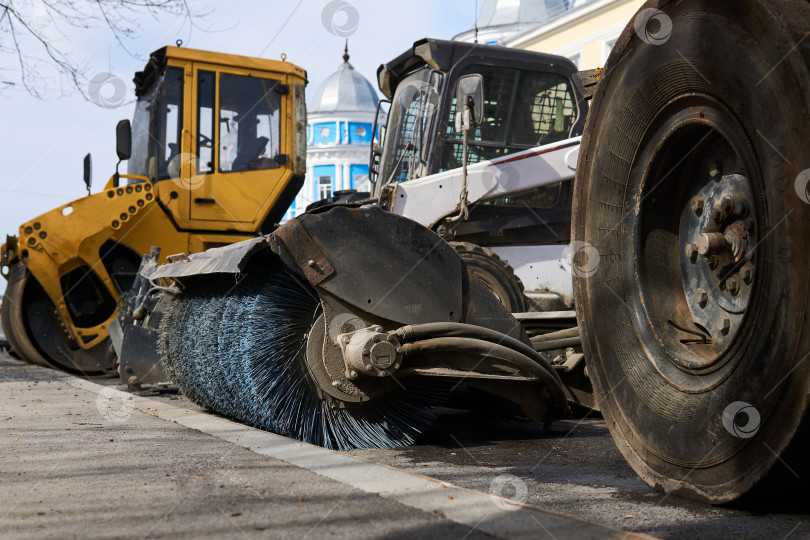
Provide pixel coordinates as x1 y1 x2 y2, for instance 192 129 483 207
680 172 756 358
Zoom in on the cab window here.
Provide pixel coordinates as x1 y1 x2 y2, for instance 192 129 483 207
440 65 577 172
197 70 215 174
155 66 184 180
127 65 183 182
218 73 282 173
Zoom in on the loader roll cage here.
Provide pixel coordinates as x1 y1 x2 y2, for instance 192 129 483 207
374 38 587 191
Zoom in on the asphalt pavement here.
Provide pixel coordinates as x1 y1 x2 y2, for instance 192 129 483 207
1 352 808 539
0 355 646 540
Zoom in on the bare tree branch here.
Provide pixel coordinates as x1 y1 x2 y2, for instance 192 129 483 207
0 0 210 99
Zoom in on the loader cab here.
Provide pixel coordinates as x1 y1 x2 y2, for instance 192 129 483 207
128 46 308 233
373 39 587 247
374 39 587 188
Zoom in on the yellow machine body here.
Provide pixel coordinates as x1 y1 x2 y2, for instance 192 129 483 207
0 46 307 374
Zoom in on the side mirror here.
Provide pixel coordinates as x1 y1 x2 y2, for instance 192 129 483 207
455 74 484 132
116 119 132 161
83 153 92 194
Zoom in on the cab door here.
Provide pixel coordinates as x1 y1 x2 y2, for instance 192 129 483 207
184 63 291 227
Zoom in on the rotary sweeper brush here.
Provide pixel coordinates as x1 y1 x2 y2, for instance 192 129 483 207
143 204 567 450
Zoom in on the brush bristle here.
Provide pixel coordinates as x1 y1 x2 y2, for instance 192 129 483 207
159 266 447 450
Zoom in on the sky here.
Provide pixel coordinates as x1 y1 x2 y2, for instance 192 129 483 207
0 0 477 295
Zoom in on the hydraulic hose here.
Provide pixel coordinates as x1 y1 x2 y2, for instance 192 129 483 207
394 322 562 386
531 327 580 342
531 336 582 352
399 336 567 416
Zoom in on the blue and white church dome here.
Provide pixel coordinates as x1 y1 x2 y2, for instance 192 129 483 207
284 44 382 219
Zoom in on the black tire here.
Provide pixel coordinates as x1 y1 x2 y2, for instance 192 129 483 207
451 242 527 313
2 264 111 377
573 0 810 502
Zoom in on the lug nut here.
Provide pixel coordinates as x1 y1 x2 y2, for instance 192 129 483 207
691 196 705 216
727 276 740 295
685 243 698 261
741 265 753 284
709 161 723 180
715 316 731 335
720 196 734 216
348 370 358 379
694 288 708 306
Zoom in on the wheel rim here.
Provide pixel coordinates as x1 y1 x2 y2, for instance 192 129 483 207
469 268 513 309
624 94 762 391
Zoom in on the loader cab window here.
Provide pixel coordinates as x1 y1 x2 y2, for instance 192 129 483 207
128 66 184 181
197 70 215 174
156 67 184 180
379 68 443 184
218 73 282 173
439 65 577 172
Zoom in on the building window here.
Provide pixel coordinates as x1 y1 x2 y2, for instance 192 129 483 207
603 37 619 64
564 52 581 70
318 175 332 200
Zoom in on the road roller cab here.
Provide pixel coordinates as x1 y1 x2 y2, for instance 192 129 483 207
0 45 308 376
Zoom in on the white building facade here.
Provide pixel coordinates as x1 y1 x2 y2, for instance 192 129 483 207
453 0 572 45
